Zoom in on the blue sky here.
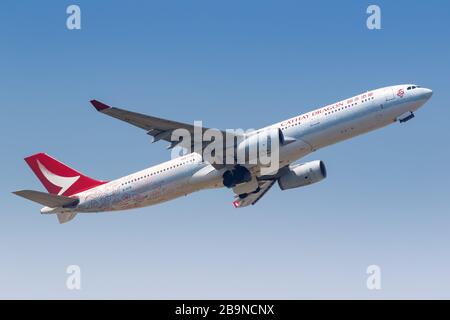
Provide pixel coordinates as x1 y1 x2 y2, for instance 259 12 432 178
1 0 449 299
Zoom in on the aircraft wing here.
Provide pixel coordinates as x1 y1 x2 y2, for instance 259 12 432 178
90 100 238 151
232 180 276 208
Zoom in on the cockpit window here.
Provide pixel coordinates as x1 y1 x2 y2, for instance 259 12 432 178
407 85 420 90
407 87 411 90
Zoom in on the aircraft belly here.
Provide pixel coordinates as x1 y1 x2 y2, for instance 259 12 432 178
278 139 312 163
97 163 206 212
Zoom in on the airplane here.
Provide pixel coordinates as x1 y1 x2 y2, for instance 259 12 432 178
13 84 433 223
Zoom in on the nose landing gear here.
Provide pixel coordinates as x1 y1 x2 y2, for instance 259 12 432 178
398 111 415 123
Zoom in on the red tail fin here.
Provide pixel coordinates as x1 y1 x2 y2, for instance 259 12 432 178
24 153 107 196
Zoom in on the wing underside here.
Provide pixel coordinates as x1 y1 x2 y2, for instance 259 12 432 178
232 180 276 208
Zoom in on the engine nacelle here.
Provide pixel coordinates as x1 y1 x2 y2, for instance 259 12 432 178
235 127 281 164
222 165 252 188
278 160 327 190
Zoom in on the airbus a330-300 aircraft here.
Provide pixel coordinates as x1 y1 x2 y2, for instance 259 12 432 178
14 84 432 223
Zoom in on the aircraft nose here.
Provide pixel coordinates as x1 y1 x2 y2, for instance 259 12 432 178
422 88 433 99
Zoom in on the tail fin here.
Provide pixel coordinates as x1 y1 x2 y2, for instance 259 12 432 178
24 153 107 196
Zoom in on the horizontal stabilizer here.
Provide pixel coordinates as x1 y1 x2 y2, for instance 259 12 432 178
13 190 79 208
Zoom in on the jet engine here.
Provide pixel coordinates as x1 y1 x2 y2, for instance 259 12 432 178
222 165 252 188
278 160 327 190
235 127 288 164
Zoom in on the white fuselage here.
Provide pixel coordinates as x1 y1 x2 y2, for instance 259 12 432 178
43 84 432 214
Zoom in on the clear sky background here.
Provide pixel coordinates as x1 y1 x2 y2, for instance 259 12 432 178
1 0 449 299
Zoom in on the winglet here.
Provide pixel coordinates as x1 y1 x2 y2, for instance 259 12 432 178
90 100 111 111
